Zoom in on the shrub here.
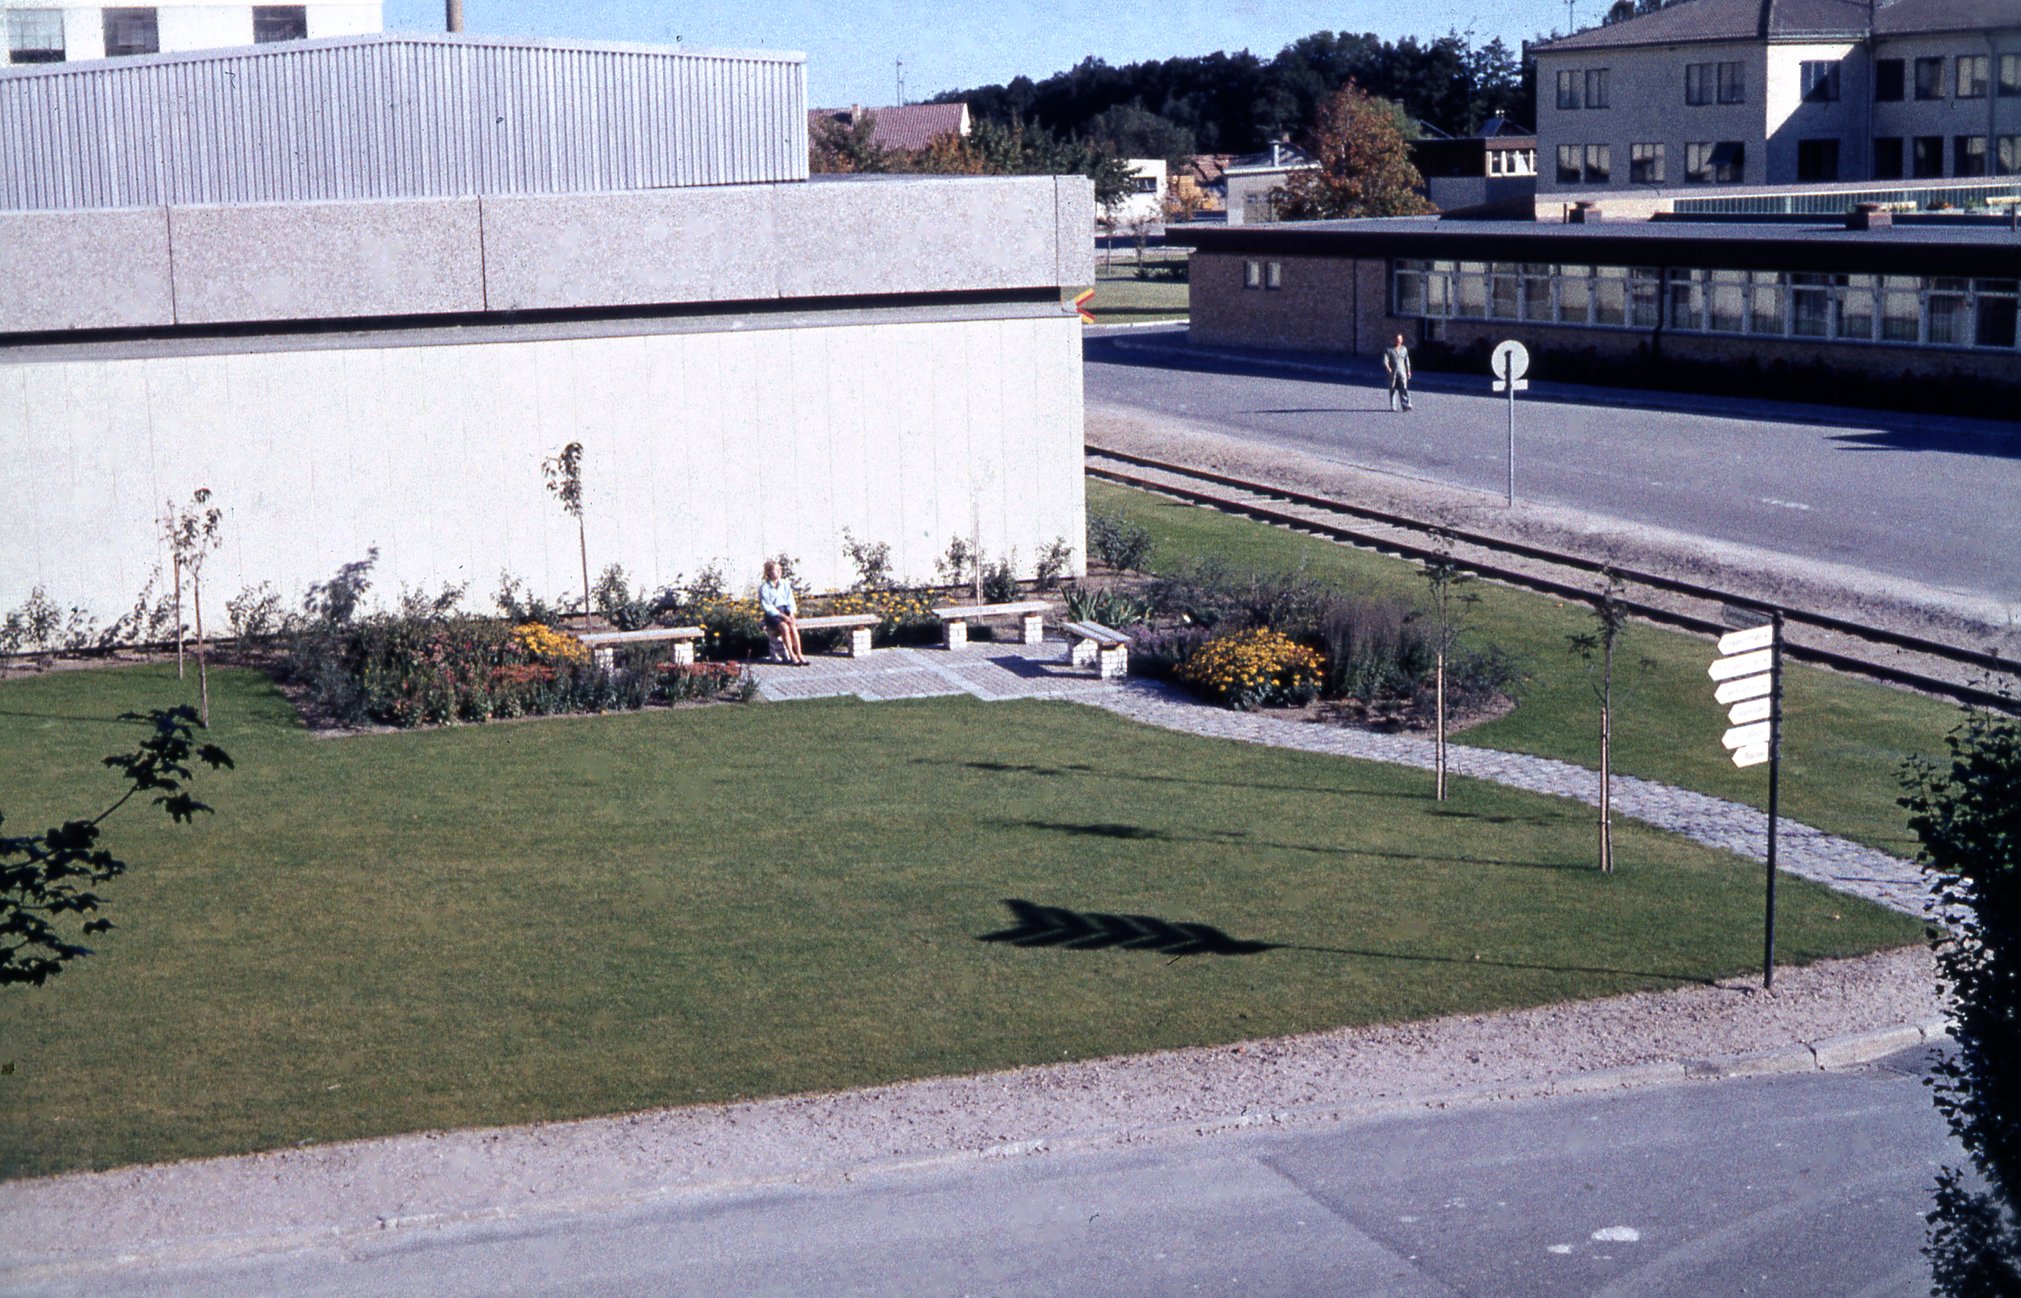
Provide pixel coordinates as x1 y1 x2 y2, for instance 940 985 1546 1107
593 564 656 631
226 582 286 644
696 596 768 661
657 660 755 704
1315 596 1433 702
841 532 895 590
981 555 1020 604
936 536 976 588
1126 623 1210 681
1177 627 1323 710
1034 538 1075 589
1 587 92 656
1087 510 1153 572
1064 585 1153 628
807 589 939 647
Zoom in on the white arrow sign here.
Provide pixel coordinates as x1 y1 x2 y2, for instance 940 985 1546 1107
1708 647 1774 681
1714 673 1773 704
1726 696 1773 726
1718 624 1775 655
1731 742 1770 768
1724 721 1771 750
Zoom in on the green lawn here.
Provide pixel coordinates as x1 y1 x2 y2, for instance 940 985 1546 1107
0 663 1920 1178
1078 265 1188 323
1089 478 1968 857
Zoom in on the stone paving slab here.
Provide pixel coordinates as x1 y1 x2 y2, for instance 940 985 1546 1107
747 639 1929 917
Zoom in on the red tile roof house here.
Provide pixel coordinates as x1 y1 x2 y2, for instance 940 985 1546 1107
808 102 972 152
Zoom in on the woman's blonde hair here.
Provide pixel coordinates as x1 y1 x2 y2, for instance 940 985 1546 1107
762 559 780 581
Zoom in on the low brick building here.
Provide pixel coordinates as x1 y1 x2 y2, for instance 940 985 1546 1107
1171 213 2021 411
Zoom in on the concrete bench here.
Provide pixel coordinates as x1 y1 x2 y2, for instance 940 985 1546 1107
1064 620 1131 679
577 626 705 670
931 600 1049 650
775 612 881 658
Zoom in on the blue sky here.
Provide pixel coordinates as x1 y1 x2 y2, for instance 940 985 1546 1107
384 1 1575 108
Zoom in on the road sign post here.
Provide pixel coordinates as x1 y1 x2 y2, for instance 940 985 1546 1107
1708 616 1784 988
1490 340 1528 506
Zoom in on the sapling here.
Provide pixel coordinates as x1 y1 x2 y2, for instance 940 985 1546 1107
1567 570 1631 872
1420 536 1477 802
542 442 592 631
163 489 223 726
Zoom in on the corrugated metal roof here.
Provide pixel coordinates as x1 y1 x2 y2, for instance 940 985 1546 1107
0 32 808 210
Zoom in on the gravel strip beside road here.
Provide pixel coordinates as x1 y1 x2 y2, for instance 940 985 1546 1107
0 947 1943 1280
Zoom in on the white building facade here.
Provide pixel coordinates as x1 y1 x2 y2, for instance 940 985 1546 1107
1534 0 2021 194
2 0 378 64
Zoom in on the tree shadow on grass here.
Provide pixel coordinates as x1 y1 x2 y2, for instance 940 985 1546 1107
942 758 1434 803
979 898 1721 986
0 708 153 726
1005 818 1591 872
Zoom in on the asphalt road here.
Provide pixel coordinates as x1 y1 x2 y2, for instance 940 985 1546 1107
10 1048 1958 1298
1085 332 2021 606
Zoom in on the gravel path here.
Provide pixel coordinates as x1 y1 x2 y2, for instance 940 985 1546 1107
0 645 1947 1280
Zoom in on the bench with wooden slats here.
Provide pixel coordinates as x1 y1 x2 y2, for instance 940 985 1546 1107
1062 620 1131 679
776 612 880 658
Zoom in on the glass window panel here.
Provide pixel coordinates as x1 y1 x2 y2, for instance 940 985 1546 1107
1593 269 1627 326
1584 144 1611 184
1396 272 1425 315
1455 268 1487 317
1425 270 1451 317
1686 63 1709 105
1976 291 2018 349
1839 274 1876 341
1556 145 1582 184
1958 56 1989 98
1749 274 1784 335
1915 57 1944 100
1558 70 1582 110
1718 61 1745 103
1586 68 1610 108
1523 271 1553 321
7 9 65 61
1558 266 1591 324
1489 265 1521 319
1881 276 1920 342
1928 291 1970 345
102 8 158 56
1708 270 1746 333
1667 271 1703 330
1790 274 1835 337
1630 268 1661 327
252 6 307 42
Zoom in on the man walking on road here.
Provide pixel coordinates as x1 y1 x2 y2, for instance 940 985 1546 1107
1384 333 1413 412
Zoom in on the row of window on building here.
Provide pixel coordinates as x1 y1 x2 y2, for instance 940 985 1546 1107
1555 54 2021 109
1555 135 2021 185
1391 258 2021 351
5 7 311 62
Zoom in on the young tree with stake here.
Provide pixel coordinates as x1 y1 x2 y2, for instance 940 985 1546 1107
1420 539 1476 802
163 489 223 727
1567 570 1630 872
542 442 592 631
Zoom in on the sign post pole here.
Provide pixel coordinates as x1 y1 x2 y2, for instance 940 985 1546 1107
1708 616 1783 991
1490 340 1529 507
1764 612 1783 990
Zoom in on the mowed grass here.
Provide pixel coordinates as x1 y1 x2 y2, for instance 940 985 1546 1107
1080 266 1188 323
0 662 1921 1178
1089 478 1969 856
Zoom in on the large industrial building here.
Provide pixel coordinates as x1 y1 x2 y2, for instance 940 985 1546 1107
2 0 380 64
1 33 1093 627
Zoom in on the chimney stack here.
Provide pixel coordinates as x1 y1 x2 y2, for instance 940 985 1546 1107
446 0 464 33
1568 200 1603 224
1847 202 1893 231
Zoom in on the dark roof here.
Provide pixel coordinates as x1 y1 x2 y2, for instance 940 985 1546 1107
808 103 968 152
1168 215 2021 278
1874 0 2021 33
1534 0 1891 52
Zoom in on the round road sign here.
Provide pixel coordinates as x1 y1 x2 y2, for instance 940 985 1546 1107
1491 339 1529 381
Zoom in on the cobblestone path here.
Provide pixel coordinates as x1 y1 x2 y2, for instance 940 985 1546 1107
750 641 1927 916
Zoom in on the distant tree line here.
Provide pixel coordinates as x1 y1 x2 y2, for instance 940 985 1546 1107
931 30 1535 160
810 114 1136 209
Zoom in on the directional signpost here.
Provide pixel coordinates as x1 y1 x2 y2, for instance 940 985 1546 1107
1709 615 1783 988
1490 340 1528 506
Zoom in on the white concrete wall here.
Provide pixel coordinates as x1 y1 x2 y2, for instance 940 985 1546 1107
3 1 381 63
1763 41 1866 181
1 314 1087 623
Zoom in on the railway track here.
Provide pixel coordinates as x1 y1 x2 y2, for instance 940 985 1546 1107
1086 444 2017 712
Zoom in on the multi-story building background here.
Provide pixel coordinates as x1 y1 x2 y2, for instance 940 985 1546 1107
1533 0 2021 194
2 0 379 64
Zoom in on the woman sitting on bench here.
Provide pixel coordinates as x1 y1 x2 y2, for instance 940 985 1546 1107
758 560 807 666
